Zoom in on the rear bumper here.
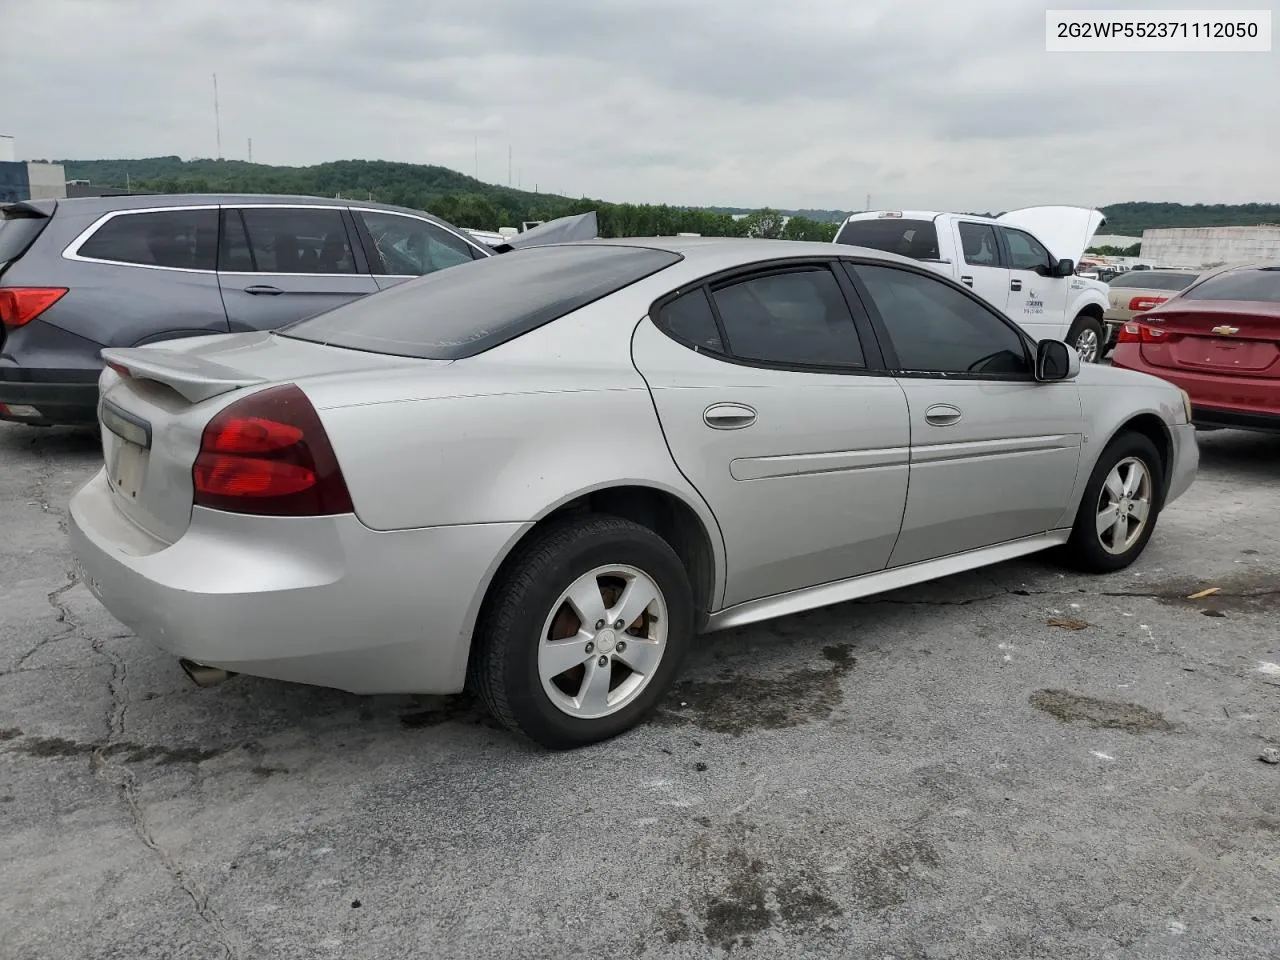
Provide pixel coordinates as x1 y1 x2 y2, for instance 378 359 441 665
1192 406 1280 433
1111 346 1280 428
0 363 100 425
68 469 530 694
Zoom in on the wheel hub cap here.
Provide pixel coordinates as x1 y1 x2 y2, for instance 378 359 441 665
595 628 618 654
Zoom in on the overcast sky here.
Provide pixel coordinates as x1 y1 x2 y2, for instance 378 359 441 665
2 0 1275 211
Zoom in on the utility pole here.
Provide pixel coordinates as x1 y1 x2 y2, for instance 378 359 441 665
247 138 252 163
474 136 478 178
508 144 512 186
213 73 222 159
865 193 870 211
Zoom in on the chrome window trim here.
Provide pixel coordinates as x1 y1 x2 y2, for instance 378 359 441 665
62 204 222 274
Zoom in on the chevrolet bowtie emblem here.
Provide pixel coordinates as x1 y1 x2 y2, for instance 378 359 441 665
1211 325 1240 336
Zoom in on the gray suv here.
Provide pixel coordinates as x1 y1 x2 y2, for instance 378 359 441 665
0 194 592 426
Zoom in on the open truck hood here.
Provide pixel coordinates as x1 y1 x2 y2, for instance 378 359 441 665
996 206 1106 265
493 211 599 252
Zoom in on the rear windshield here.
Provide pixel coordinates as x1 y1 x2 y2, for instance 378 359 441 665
1182 268 1280 303
0 207 51 264
279 243 682 359
834 218 941 260
1107 271 1198 291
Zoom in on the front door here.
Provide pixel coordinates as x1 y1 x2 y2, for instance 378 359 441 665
1000 226 1072 341
217 205 378 332
845 261 1083 567
630 263 911 608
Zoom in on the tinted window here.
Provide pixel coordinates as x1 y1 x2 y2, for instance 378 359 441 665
78 209 218 271
222 207 357 274
1181 269 1280 302
834 218 940 260
853 264 1029 376
657 288 723 353
1003 228 1052 272
1107 271 1198 291
280 244 682 360
957 222 1000 267
710 268 864 368
359 211 478 276
0 209 49 264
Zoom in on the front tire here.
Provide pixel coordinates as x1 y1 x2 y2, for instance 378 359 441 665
471 515 694 749
1062 432 1164 572
1067 314 1104 364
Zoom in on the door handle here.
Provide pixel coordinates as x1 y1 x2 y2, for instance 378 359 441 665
960 275 974 287
1010 279 1023 291
924 403 963 426
243 284 284 296
703 403 757 430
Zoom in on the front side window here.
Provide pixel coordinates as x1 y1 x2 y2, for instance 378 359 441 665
358 211 480 276
710 267 865 368
852 263 1030 377
957 222 1000 267
1002 228 1053 273
77 209 218 271
222 207 357 275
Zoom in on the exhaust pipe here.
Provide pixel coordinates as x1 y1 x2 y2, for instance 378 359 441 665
179 658 236 688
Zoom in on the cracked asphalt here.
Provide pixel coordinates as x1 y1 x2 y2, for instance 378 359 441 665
1 421 1277 960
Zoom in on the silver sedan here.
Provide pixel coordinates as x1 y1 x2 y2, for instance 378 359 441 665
68 238 1199 748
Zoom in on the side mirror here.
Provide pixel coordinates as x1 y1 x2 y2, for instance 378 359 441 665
1036 339 1080 382
1053 258 1075 277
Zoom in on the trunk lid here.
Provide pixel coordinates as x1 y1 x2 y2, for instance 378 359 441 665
97 331 442 544
995 206 1106 265
1137 303 1280 377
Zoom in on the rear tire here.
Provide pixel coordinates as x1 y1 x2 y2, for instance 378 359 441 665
470 515 694 749
1062 432 1164 573
1067 314 1104 364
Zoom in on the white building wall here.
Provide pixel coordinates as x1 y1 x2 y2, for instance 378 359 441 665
1141 226 1280 267
0 135 14 162
24 162 67 200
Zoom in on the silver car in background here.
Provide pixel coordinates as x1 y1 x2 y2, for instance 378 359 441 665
68 238 1198 749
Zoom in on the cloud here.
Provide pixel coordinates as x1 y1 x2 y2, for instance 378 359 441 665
2 0 1275 211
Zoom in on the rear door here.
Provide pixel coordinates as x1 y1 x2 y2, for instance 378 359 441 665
348 208 487 291
216 204 378 331
630 260 911 608
951 220 1010 308
844 260 1083 567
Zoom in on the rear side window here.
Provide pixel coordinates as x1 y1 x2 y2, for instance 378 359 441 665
280 244 682 360
77 209 219 271
711 268 865 368
1108 271 1198 291
834 218 940 260
1181 269 1280 302
657 288 724 353
0 209 50 264
222 207 358 275
957 222 1000 266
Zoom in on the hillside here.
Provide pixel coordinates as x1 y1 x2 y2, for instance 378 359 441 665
52 157 1280 239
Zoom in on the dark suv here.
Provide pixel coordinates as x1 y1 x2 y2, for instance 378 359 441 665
0 194 591 426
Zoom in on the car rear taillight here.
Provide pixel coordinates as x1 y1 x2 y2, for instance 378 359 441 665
192 384 354 517
1117 322 1168 344
1128 295 1168 312
0 287 68 329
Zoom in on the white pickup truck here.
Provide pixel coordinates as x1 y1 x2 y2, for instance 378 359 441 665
833 207 1110 362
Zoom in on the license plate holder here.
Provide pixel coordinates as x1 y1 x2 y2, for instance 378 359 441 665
101 400 152 501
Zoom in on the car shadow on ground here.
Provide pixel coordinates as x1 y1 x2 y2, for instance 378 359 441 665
0 423 101 458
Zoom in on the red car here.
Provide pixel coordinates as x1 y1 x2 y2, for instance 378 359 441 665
1111 264 1280 433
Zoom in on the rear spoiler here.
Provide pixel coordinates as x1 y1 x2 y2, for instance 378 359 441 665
101 346 267 404
0 200 58 275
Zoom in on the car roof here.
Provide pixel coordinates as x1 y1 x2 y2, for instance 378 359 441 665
574 235 926 269
40 192 464 228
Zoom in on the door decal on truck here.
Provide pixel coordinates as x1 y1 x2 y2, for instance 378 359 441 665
1024 289 1045 314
